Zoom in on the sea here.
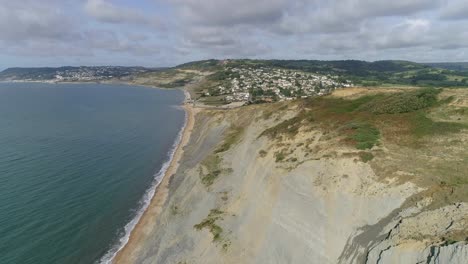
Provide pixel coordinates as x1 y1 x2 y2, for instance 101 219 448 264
0 82 186 264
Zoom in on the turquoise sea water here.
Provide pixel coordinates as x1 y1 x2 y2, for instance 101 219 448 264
0 82 185 264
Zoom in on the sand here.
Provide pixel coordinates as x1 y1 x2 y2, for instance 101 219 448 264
113 101 198 263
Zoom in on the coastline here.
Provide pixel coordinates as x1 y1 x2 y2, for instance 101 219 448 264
111 91 197 263
0 79 184 91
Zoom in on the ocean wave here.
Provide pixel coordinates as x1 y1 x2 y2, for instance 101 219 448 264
98 106 188 264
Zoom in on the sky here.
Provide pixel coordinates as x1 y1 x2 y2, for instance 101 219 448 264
1 0 468 69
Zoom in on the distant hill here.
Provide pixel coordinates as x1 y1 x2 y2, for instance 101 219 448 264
225 59 426 73
173 59 434 77
173 59 468 87
3 60 468 88
423 62 468 71
175 59 221 70
0 66 157 82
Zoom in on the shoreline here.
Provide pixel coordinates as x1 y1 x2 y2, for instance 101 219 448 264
0 79 184 91
111 91 197 263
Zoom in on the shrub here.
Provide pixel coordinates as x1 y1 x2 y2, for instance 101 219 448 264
201 170 222 186
200 155 222 186
359 152 374 162
344 122 380 150
360 88 440 114
274 151 286 162
194 209 224 242
326 95 378 113
260 115 303 138
215 126 244 153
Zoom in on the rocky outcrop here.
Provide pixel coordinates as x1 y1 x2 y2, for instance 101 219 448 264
366 241 468 264
365 203 468 264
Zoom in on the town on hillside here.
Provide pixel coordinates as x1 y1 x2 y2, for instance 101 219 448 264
203 65 354 104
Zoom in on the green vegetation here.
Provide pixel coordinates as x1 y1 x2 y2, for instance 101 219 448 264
215 126 245 153
159 78 191 88
424 62 468 71
176 59 221 71
259 150 267 157
200 125 246 186
207 69 240 81
329 95 378 113
217 59 468 87
274 151 286 162
343 122 380 150
360 88 440 114
132 68 199 88
200 155 221 186
410 112 467 138
201 168 222 186
194 209 224 242
199 154 233 187
359 152 374 163
260 88 466 151
198 96 230 106
5 60 468 89
222 241 231 251
260 115 305 139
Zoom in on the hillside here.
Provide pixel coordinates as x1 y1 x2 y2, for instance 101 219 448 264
424 62 468 72
116 87 468 264
220 59 468 87
128 59 468 107
3 60 468 89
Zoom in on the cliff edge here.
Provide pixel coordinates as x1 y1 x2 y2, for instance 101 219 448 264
116 88 468 264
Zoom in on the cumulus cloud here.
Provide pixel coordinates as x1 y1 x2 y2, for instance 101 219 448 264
171 0 438 34
167 0 468 62
276 0 438 34
0 1 78 43
85 0 161 27
3 0 468 68
0 0 162 62
374 19 431 49
169 0 444 59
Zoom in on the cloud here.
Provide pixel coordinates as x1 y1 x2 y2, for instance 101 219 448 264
349 0 438 16
179 25 271 58
276 0 439 34
0 1 78 43
3 0 468 68
440 0 468 20
373 19 431 49
167 0 441 61
85 0 161 27
171 0 438 35
172 0 291 26
0 0 162 59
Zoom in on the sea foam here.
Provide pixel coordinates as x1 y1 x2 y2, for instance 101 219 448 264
99 106 188 264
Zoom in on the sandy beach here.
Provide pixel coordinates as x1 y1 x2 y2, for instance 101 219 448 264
113 97 198 263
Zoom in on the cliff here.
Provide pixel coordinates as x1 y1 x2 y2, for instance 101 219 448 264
116 87 468 264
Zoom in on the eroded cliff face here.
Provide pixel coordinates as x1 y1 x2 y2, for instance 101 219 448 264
118 88 468 264
365 203 468 264
381 241 468 264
